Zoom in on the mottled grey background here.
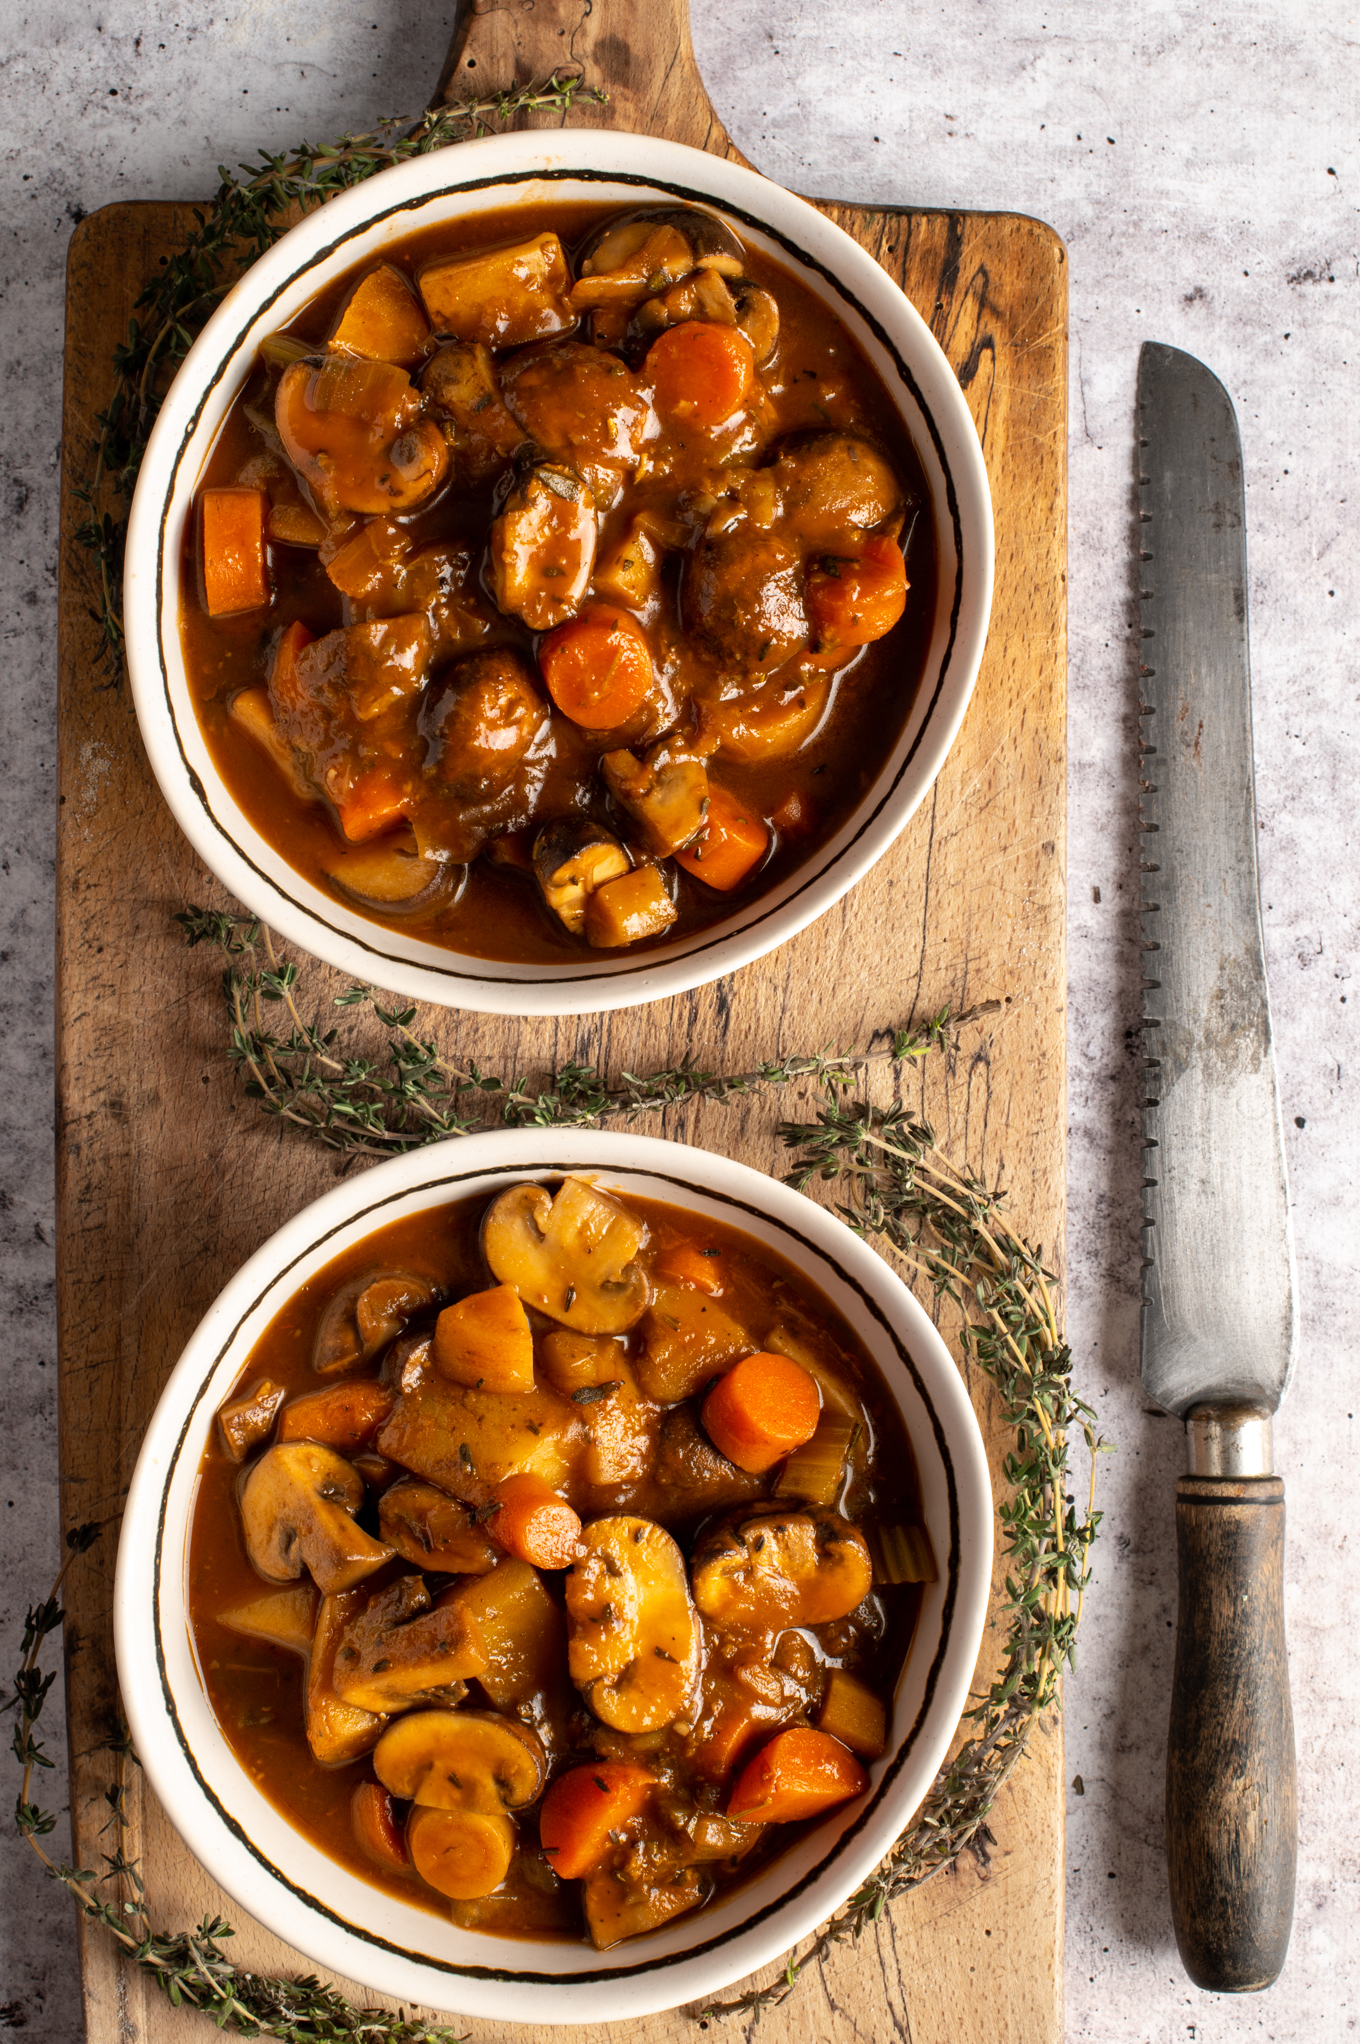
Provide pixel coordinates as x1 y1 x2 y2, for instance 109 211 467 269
2 2 1356 2037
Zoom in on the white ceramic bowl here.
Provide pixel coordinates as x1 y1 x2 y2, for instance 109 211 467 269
124 130 992 1016
116 1130 992 2023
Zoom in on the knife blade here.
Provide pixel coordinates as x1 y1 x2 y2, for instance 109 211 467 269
1137 341 1297 1994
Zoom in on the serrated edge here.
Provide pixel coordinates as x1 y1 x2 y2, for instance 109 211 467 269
1136 383 1162 1311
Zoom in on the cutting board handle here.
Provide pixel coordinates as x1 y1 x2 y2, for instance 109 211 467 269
1166 1473 1297 1991
433 0 745 159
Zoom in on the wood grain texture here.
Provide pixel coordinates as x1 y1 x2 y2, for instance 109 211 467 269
55 12 1067 2036
1167 1476 1297 1992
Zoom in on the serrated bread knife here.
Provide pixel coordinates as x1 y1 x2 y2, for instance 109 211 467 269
1137 342 1298 1993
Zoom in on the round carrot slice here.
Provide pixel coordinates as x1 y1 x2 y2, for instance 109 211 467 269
646 322 756 431
727 1727 868 1825
488 1472 583 1570
538 605 654 729
701 1351 821 1473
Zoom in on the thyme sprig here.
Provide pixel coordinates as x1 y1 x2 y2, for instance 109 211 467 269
72 71 604 676
3 1526 465 2038
175 906 1000 1151
700 1099 1105 2020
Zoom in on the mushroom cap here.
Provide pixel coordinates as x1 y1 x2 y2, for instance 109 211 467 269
578 206 745 281
565 1516 701 1733
372 1707 546 1813
690 1506 874 1631
481 1177 650 1336
240 1440 394 1595
312 1269 440 1376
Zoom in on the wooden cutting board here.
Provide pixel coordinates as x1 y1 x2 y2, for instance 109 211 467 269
55 3 1068 2037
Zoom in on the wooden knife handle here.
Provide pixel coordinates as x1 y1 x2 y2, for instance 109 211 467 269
1166 1474 1297 1991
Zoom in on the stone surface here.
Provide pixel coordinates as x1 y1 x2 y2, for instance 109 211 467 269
1 2 1355 2035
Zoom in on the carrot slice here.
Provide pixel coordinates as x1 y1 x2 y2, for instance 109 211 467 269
673 785 769 892
654 1240 726 1296
538 606 653 730
646 322 756 431
805 534 908 652
351 1781 412 1873
486 1472 582 1571
276 1380 394 1451
333 762 410 844
201 487 270 617
538 1762 655 1880
700 1351 820 1474
727 1727 868 1824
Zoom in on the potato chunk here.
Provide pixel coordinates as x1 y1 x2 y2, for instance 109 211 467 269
582 1865 705 1950
375 1353 584 1500
584 865 678 950
216 1376 286 1461
566 1517 701 1733
447 1559 567 1707
328 264 431 368
489 464 597 633
418 232 575 348
690 1507 873 1631
433 1283 535 1393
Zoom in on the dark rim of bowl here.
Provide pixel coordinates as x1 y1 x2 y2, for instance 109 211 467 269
152 166 969 987
150 1159 964 1985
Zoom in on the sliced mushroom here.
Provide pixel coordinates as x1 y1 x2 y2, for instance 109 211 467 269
634 1285 751 1403
626 267 739 348
482 1176 650 1334
307 1589 387 1765
489 461 597 633
602 741 710 856
240 1441 394 1595
592 517 664 613
378 1477 500 1572
417 231 575 348
217 1584 317 1654
571 220 696 307
532 820 632 936
769 432 903 547
322 834 449 913
447 1558 568 1708
351 1781 413 1874
373 1707 546 1813
312 1270 440 1377
577 206 745 286
275 357 447 519
216 1377 286 1462
375 1365 583 1501
730 280 780 366
228 687 316 803
565 1517 701 1733
690 1507 874 1631
433 1283 535 1394
332 1574 485 1713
